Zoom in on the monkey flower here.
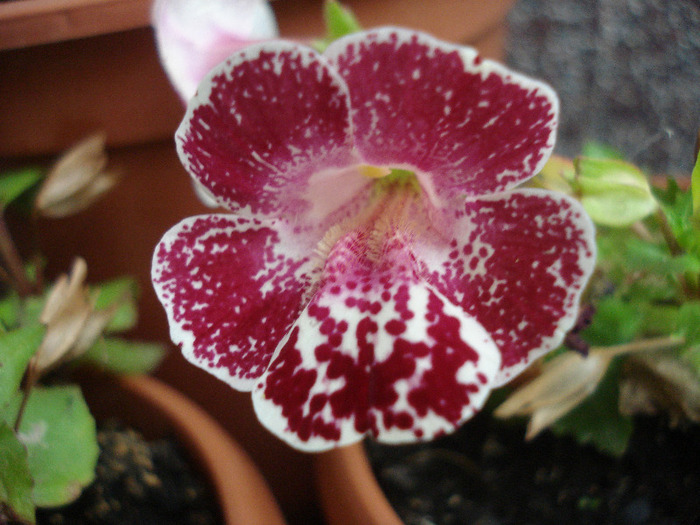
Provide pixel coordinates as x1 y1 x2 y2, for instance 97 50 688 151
152 28 596 451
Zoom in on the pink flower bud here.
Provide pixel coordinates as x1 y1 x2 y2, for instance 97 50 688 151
152 0 279 101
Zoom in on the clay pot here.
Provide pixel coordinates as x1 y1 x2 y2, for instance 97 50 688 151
0 0 182 157
0 0 515 158
277 0 515 58
81 373 287 525
316 443 402 525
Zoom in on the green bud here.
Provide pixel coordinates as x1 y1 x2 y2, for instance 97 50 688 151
581 141 626 161
574 157 658 227
314 1 362 52
528 155 575 194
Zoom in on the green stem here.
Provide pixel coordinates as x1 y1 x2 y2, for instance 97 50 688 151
13 368 37 433
684 270 700 299
0 213 33 297
655 208 683 257
630 221 655 242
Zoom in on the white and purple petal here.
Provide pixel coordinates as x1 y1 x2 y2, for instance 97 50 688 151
325 28 558 203
252 227 500 451
177 41 366 227
417 189 596 385
152 214 319 390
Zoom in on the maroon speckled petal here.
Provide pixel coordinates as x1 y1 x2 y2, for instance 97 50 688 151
176 41 366 226
252 226 500 451
325 28 558 202
418 189 596 386
152 214 319 390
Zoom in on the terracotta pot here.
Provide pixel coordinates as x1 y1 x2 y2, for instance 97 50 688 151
81 374 287 525
316 442 402 525
0 0 515 158
0 0 182 158
0 0 150 50
276 0 515 59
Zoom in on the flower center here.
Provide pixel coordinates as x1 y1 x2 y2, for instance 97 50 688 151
315 166 424 265
359 165 422 196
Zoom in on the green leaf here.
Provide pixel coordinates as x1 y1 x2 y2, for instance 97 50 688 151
621 236 699 275
325 1 362 40
574 157 657 227
676 301 700 375
81 337 165 375
654 178 700 256
91 277 138 333
0 324 45 409
0 421 35 524
4 386 98 508
652 176 681 207
692 151 700 220
683 345 700 376
0 168 43 210
583 296 643 347
581 141 626 160
313 1 362 52
552 360 633 456
595 226 693 302
0 292 21 330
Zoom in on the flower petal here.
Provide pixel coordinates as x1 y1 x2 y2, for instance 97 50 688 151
418 189 596 386
176 41 367 228
153 0 279 101
325 28 558 202
152 214 318 390
252 228 501 451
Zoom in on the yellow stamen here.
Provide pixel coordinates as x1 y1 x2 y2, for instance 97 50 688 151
359 164 392 179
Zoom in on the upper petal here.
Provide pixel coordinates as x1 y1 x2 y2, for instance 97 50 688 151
416 189 596 386
152 214 319 390
252 226 501 451
325 28 558 202
176 41 367 227
153 0 279 101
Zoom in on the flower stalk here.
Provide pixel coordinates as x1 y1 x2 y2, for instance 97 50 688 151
0 214 34 298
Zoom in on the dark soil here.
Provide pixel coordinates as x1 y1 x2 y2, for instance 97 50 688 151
37 423 222 525
368 415 700 525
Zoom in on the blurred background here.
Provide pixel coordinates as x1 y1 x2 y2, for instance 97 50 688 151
507 0 700 175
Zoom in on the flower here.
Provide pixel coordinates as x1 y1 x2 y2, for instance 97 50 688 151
152 28 596 451
494 347 614 440
152 0 279 102
34 133 119 218
494 337 688 439
29 258 119 379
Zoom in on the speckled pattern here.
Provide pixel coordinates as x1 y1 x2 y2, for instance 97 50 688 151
507 0 700 174
153 28 596 451
326 30 558 200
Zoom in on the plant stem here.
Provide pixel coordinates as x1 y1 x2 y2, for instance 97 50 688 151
13 390 30 433
0 213 33 297
630 221 655 242
13 362 40 433
596 335 686 358
655 208 683 257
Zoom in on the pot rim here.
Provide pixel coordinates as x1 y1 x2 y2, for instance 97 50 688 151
0 0 151 51
315 441 403 525
83 373 288 525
